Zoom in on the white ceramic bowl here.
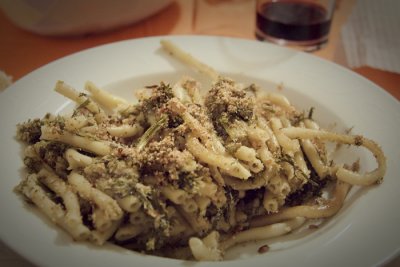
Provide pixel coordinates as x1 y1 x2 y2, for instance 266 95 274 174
0 0 172 35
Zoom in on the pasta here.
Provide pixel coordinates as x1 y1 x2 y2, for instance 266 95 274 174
14 40 386 261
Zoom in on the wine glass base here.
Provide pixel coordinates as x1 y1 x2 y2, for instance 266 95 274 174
255 30 329 52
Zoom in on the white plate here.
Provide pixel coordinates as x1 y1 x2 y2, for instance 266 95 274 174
0 36 399 267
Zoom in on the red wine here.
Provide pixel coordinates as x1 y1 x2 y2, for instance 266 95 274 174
256 1 332 42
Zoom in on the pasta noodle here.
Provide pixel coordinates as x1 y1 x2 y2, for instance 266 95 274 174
281 127 386 185
41 126 112 156
186 134 251 180
160 40 219 81
117 195 142 213
251 180 351 227
220 217 306 251
14 40 386 261
65 148 93 169
84 81 127 110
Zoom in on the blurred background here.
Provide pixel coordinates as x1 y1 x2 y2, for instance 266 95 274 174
0 0 399 100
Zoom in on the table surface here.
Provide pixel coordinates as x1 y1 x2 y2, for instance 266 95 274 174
0 0 399 266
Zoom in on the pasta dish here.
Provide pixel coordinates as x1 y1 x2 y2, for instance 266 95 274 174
15 40 386 261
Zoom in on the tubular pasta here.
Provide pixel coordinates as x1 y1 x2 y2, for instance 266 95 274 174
293 149 310 179
256 147 279 182
263 190 279 213
259 93 295 113
64 115 88 131
223 174 266 190
68 172 123 221
186 134 251 180
182 77 203 105
251 181 351 227
92 208 113 232
209 166 225 186
172 77 193 103
189 231 222 261
19 174 65 222
234 146 264 173
117 195 141 213
220 217 306 251
41 126 112 156
267 175 290 197
167 206 192 236
38 169 91 239
160 40 219 81
19 171 91 241
181 198 198 213
257 116 280 153
91 219 122 245
281 127 386 185
65 148 93 169
270 117 300 156
168 97 226 154
129 211 149 226
161 186 188 204
84 81 127 110
176 206 210 234
114 224 143 241
195 196 211 216
197 180 217 198
55 80 106 122
106 124 144 138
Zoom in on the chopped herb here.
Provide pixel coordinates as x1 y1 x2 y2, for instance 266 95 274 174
178 172 196 192
278 153 295 165
77 99 91 110
354 135 363 146
136 115 168 151
285 154 328 206
141 82 174 112
290 113 305 126
243 83 258 95
308 107 315 119
261 103 275 113
16 118 42 144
